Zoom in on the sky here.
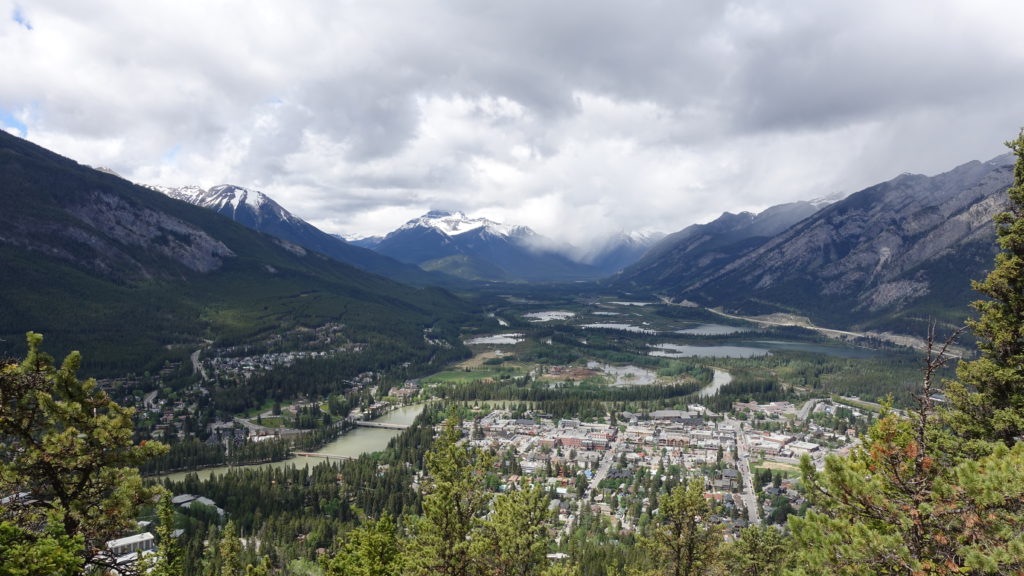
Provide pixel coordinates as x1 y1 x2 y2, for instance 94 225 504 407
2 1 1024 249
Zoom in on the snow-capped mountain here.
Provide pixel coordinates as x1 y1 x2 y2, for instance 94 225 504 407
153 184 302 231
371 210 603 282
150 184 448 285
397 210 525 238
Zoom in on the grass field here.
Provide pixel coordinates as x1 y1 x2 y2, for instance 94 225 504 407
422 364 529 385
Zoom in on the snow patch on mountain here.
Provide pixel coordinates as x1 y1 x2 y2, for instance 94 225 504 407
399 210 521 238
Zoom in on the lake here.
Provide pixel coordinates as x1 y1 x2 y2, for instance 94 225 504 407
524 311 576 322
582 323 657 334
649 340 880 359
650 343 770 358
675 323 748 336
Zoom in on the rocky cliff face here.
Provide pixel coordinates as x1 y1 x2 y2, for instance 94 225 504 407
616 200 823 290
616 154 1014 332
702 156 1011 328
68 189 234 274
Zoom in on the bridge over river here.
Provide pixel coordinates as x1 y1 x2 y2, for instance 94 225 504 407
291 452 354 462
352 421 411 430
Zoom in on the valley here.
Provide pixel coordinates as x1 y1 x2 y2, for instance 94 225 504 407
1 127 1019 575
135 291 908 573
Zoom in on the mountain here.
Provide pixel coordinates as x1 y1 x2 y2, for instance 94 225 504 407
346 234 384 249
372 210 603 282
574 231 665 276
0 129 469 374
616 200 824 290
149 184 451 286
618 155 1014 333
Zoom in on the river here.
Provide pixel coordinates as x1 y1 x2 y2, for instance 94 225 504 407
698 369 732 398
161 404 425 482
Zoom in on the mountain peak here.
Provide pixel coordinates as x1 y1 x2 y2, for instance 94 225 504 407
399 210 517 238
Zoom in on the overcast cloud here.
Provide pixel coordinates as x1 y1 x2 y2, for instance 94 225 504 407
2 1 1023 247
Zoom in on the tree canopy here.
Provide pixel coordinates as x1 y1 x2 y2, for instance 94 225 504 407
0 332 166 571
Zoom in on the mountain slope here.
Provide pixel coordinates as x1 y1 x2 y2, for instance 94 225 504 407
151 184 452 286
575 231 664 276
615 200 823 290
0 130 469 374
373 210 602 282
622 156 1013 333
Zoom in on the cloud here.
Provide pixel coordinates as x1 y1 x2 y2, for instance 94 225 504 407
11 4 31 30
2 0 1024 249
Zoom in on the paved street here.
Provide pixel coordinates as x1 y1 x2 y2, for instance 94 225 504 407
724 416 760 525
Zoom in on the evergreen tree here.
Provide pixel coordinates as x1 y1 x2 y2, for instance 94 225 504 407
725 525 789 576
638 478 721 576
949 128 1024 449
0 519 82 576
787 333 1024 575
474 484 553 576
321 513 403 576
148 490 184 576
406 413 494 576
0 332 167 570
218 520 244 576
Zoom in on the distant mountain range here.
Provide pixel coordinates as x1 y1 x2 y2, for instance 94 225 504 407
150 185 659 283
0 130 469 374
2 125 1014 349
148 183 452 286
614 155 1014 334
356 210 661 282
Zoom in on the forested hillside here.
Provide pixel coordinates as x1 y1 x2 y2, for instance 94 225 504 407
0 130 471 376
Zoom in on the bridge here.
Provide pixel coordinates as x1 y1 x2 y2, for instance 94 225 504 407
353 421 410 430
292 452 354 462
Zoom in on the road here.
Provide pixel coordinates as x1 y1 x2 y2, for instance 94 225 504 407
724 416 760 525
561 438 619 541
190 348 209 381
705 307 965 357
798 399 819 421
143 390 159 410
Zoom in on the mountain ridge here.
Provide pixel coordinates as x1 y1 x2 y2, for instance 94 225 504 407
0 130 469 374
616 154 1014 334
149 183 456 286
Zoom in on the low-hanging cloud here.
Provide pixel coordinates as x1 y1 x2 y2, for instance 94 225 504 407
2 0 1023 249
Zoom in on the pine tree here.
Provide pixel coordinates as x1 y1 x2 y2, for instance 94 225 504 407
949 128 1024 449
787 332 1024 575
725 525 789 576
406 413 494 576
0 520 82 576
218 520 244 576
638 478 722 576
321 513 403 576
474 484 552 576
0 332 167 570
148 490 184 576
